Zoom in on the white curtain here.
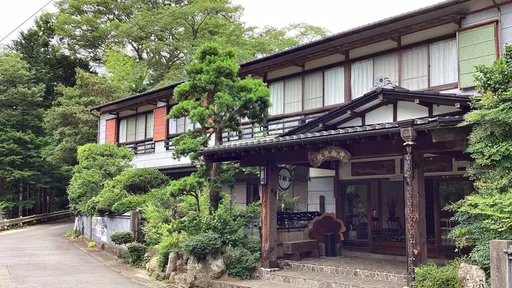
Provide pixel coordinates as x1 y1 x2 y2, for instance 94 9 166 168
430 39 457 87
136 114 146 141
119 119 127 143
304 71 323 110
401 45 428 90
146 112 154 139
269 81 284 115
351 59 374 99
126 117 136 142
176 117 185 134
324 66 344 106
284 77 303 113
374 53 399 85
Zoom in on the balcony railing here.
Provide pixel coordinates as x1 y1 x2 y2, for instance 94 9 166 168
125 141 155 154
222 113 323 143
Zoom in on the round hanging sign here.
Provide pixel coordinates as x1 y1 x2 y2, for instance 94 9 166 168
277 167 292 191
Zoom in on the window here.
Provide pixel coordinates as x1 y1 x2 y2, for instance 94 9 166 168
374 52 399 85
401 45 429 90
324 66 344 106
458 23 498 88
118 112 154 143
304 72 323 110
430 39 458 87
169 116 199 135
351 59 374 99
284 77 302 113
269 81 284 115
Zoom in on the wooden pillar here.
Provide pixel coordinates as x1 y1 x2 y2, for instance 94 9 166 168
401 127 427 285
260 164 278 269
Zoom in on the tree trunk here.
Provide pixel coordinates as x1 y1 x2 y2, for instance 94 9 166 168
19 182 23 217
209 130 223 213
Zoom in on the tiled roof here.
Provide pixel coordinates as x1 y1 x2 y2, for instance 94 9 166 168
201 116 463 154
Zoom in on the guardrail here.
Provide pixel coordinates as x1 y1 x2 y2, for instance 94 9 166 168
0 210 73 231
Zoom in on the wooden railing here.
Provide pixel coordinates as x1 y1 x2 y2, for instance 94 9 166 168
0 210 72 231
125 141 155 154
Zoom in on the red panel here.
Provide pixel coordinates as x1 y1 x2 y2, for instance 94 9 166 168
153 106 168 141
105 118 118 144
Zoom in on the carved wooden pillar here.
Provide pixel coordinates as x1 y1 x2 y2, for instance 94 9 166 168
260 164 278 269
401 127 427 285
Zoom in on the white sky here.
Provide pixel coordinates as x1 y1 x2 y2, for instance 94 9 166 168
0 0 443 45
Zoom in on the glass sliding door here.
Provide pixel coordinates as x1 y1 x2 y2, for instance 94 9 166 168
343 183 370 246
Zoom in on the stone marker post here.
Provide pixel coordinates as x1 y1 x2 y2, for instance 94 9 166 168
490 240 512 288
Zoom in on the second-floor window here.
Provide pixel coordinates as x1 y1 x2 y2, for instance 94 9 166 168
169 116 200 135
118 112 154 143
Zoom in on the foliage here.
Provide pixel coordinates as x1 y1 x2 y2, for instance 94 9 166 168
167 173 205 212
158 232 188 270
88 241 96 248
127 242 148 267
183 232 222 261
44 70 122 172
112 195 147 214
110 231 134 246
53 0 328 86
168 43 271 212
86 186 129 215
141 187 182 245
277 191 299 212
450 45 512 273
111 168 169 195
243 236 261 258
415 260 463 288
224 247 258 279
67 144 133 213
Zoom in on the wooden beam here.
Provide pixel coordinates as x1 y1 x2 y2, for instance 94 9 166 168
401 127 427 284
414 99 429 108
260 164 278 269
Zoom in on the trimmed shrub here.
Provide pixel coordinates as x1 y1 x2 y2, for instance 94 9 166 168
224 247 258 279
183 232 222 261
88 241 97 248
112 195 147 214
113 168 169 194
415 260 463 288
110 231 134 245
127 242 148 267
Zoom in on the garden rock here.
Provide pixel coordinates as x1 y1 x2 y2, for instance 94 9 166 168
207 256 226 279
458 263 485 288
165 252 179 278
176 259 187 274
145 256 160 273
173 273 196 288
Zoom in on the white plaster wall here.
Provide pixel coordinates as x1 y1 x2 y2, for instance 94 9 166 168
308 177 335 213
231 182 248 206
365 105 393 125
98 113 117 144
401 23 458 46
130 141 192 169
267 66 303 80
396 101 428 121
309 168 335 178
338 117 362 128
461 9 497 27
432 105 460 115
350 40 397 59
501 4 512 51
305 54 345 70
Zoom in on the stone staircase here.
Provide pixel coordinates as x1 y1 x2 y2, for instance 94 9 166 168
214 255 409 288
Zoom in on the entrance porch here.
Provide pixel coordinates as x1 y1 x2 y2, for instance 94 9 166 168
201 85 471 284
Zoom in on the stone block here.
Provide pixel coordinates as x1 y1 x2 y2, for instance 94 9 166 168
282 240 318 254
490 240 512 288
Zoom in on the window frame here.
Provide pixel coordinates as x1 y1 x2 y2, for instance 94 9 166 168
167 106 200 137
117 111 155 145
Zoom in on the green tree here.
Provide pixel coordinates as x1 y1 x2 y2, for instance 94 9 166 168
11 13 91 107
0 52 46 217
44 69 121 173
67 143 133 213
168 43 270 212
450 46 512 273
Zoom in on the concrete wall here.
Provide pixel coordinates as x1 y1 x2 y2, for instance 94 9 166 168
76 213 134 245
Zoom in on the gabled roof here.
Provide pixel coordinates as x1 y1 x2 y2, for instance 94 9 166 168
281 84 471 136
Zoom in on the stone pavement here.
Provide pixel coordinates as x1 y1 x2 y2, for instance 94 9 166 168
0 219 158 288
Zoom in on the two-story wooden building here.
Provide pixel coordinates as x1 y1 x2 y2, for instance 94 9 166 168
92 0 512 273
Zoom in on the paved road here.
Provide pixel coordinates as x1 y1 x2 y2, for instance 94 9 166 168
0 220 145 288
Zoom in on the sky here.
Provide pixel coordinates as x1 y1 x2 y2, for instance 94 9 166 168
0 0 443 45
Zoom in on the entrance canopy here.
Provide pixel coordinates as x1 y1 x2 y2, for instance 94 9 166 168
201 84 471 167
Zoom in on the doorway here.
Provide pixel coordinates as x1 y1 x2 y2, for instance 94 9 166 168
342 183 370 247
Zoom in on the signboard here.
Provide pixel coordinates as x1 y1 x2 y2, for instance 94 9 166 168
308 146 351 168
277 167 292 191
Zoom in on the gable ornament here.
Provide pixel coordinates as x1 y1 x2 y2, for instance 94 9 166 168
308 146 351 168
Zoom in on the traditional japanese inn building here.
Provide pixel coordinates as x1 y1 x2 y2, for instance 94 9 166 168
92 0 512 280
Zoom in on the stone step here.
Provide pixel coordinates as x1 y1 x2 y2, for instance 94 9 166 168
283 256 407 284
213 279 293 288
265 269 406 288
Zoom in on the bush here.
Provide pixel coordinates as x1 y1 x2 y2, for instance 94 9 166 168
127 242 148 266
112 195 147 214
183 232 222 261
158 232 187 269
110 231 134 245
415 260 463 288
224 247 258 279
244 236 261 258
113 168 169 195
88 241 97 248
